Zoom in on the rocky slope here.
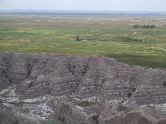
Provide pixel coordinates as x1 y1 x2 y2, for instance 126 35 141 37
0 52 166 124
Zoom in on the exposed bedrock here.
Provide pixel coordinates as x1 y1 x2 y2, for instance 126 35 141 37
0 52 166 104
0 52 166 124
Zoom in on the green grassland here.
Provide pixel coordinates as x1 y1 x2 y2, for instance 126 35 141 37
0 15 166 68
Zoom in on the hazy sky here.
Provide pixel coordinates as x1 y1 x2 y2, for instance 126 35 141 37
0 0 166 11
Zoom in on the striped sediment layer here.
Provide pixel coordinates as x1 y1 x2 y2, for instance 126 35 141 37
0 52 166 104
0 52 166 124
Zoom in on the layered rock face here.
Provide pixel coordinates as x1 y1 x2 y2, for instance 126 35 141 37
0 52 166 124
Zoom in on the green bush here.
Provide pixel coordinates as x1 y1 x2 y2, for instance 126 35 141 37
133 24 156 28
76 35 81 41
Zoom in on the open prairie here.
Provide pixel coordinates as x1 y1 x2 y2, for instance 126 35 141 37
0 14 166 68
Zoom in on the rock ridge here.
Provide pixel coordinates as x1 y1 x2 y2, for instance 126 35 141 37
0 52 166 124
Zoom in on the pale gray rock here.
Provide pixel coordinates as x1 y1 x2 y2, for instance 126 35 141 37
0 52 166 124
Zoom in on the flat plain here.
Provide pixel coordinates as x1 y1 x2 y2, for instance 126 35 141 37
0 14 166 68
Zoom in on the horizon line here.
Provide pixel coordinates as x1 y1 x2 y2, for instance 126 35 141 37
0 9 166 13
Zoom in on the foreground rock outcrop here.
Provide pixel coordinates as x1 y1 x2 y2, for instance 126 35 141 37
0 52 166 124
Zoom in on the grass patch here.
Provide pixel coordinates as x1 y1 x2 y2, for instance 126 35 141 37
0 15 166 68
106 54 166 68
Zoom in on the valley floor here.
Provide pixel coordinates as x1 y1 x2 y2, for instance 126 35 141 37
0 14 166 68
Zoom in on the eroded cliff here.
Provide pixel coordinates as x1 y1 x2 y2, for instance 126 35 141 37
0 52 166 124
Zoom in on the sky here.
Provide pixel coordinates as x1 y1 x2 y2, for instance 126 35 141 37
0 0 166 11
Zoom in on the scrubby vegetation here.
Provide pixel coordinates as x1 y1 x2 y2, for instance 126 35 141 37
0 15 166 68
133 24 156 28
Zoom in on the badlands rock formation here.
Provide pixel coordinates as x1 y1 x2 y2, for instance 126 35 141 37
0 52 166 124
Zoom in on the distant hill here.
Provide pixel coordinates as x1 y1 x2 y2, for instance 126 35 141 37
0 10 166 17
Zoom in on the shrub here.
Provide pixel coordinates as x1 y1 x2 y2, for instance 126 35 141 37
76 36 81 41
133 24 156 29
